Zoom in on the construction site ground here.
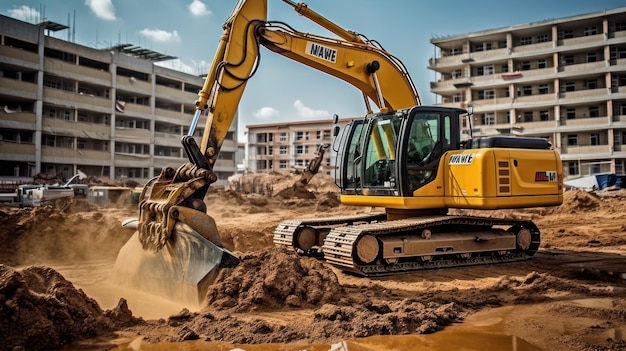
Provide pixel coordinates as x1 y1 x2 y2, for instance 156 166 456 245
1 171 625 351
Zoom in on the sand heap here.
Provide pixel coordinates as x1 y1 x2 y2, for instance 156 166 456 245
205 246 343 312
0 265 140 351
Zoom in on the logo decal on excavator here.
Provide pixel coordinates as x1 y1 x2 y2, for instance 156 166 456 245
449 154 475 165
306 42 337 63
535 171 558 182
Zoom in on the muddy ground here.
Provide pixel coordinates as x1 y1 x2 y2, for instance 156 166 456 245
0 172 625 351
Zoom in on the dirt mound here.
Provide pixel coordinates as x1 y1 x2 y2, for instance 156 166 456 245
205 247 342 312
0 265 140 351
228 171 339 198
555 190 601 213
0 199 135 266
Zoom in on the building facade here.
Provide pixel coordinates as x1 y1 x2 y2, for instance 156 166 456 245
0 15 238 186
246 118 352 177
429 7 626 178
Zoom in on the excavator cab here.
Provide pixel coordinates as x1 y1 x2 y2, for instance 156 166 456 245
336 106 465 199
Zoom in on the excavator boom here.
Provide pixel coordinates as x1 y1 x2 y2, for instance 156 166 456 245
114 0 423 305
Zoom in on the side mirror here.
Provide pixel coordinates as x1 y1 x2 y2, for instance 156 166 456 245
333 114 339 124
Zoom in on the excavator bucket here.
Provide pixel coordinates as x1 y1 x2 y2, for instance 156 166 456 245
114 220 237 306
112 166 239 306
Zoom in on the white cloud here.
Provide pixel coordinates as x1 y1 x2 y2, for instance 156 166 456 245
254 107 280 119
7 5 40 22
85 0 116 21
188 0 212 16
293 100 329 119
155 59 195 74
139 29 181 43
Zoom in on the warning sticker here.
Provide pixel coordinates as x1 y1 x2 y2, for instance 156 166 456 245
535 171 558 182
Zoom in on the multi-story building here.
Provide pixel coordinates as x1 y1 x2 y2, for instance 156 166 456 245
0 15 238 186
246 118 351 177
429 7 626 178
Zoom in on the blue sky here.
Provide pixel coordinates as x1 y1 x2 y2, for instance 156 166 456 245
2 0 624 141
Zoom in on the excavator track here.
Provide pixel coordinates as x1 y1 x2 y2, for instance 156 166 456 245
273 212 387 256
274 214 541 276
322 215 540 276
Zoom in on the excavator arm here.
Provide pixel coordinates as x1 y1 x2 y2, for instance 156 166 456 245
114 0 422 305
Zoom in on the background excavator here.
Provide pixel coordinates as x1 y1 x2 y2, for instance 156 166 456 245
114 0 563 305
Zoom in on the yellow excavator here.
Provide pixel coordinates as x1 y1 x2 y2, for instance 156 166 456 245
114 0 563 305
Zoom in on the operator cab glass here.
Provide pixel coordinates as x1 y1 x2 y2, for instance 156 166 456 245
336 106 464 197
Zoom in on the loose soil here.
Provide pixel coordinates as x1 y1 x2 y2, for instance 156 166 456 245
1 172 625 351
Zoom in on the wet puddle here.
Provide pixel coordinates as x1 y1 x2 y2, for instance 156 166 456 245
64 304 543 351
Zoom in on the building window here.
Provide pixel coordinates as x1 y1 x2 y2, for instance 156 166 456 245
451 47 463 56
481 113 495 125
589 106 600 118
268 146 273 155
279 132 287 142
568 162 579 176
296 131 304 140
521 61 531 70
475 42 492 52
279 160 288 169
583 26 597 36
478 90 495 99
538 84 549 94
561 55 574 65
453 93 462 102
520 36 532 45
562 82 576 92
585 79 598 89
476 66 494 76
523 111 533 122
567 134 578 146
558 30 574 39
296 145 305 154
587 52 597 62
590 133 600 145
537 59 547 69
522 85 532 96
566 108 576 119
540 110 550 121
279 146 287 154
452 69 462 79
536 34 550 43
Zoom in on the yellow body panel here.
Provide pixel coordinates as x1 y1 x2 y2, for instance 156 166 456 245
341 148 563 211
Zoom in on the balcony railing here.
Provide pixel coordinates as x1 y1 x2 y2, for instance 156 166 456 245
155 85 197 102
560 144 611 155
115 127 150 142
560 116 608 127
44 59 111 83
557 33 604 47
511 41 554 54
42 118 111 139
557 61 607 74
116 76 152 93
42 147 111 162
44 87 111 110
0 111 36 127
121 102 152 117
0 45 39 65
0 143 36 158
558 88 608 101
0 77 38 98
